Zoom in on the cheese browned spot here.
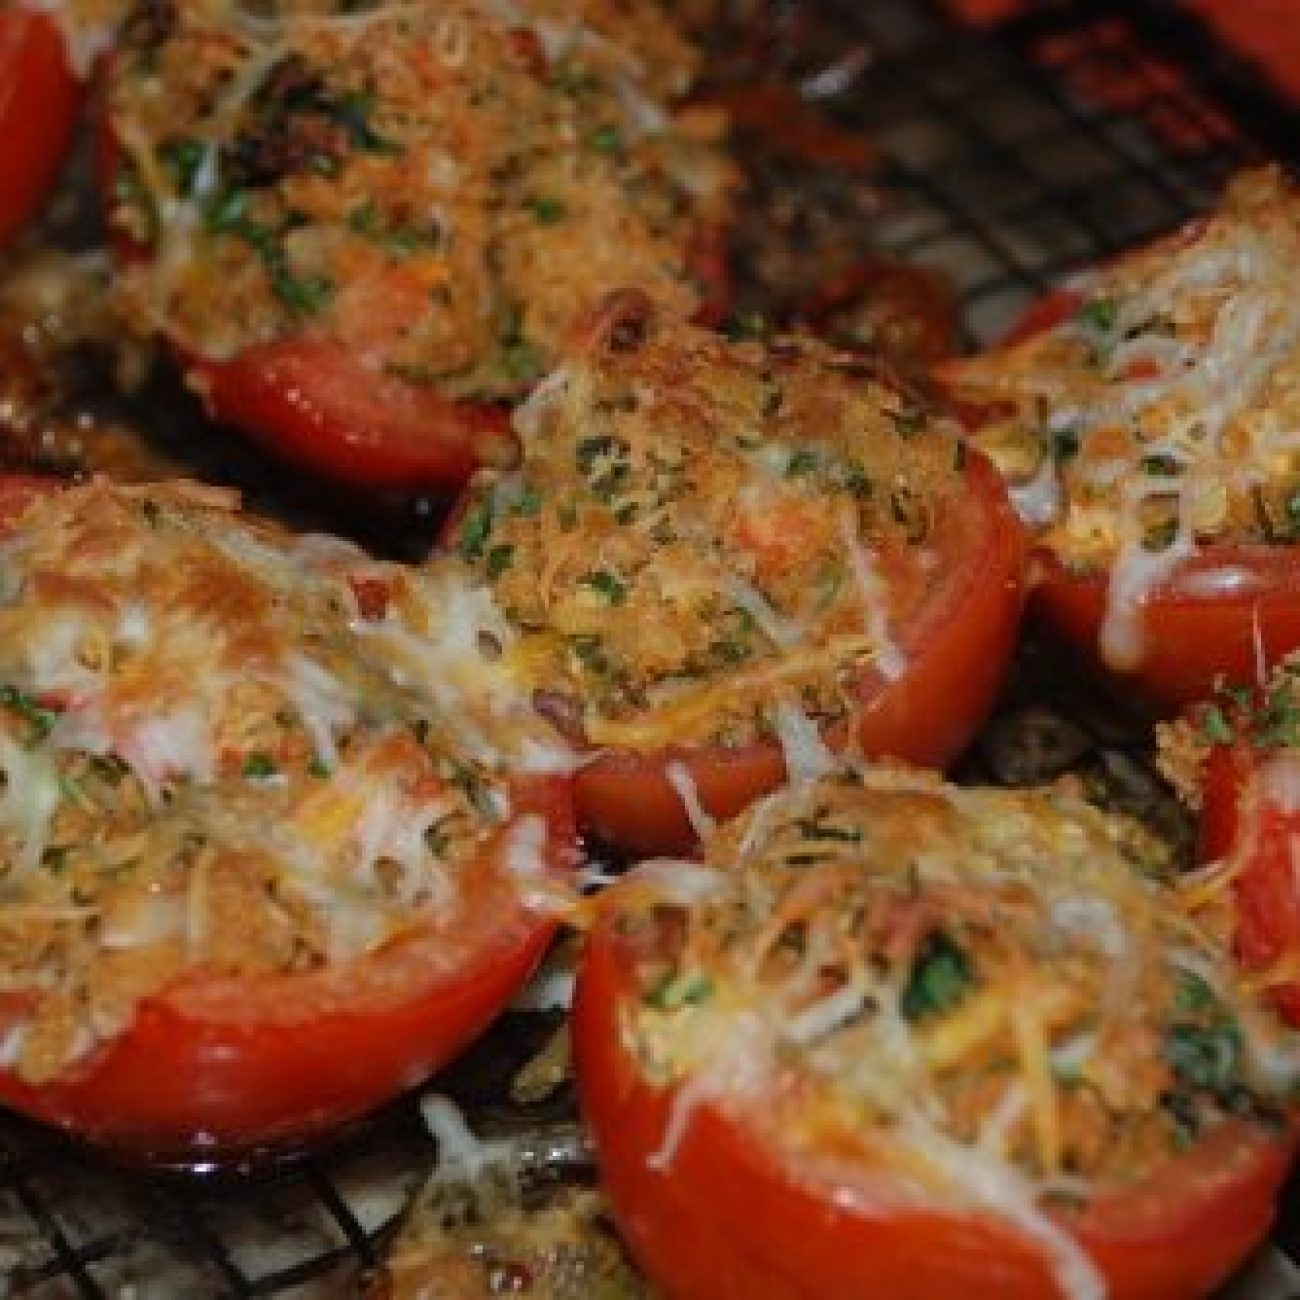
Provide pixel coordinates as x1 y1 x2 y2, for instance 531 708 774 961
945 167 1300 667
106 0 735 401
0 480 562 1083
607 767 1299 1300
456 298 972 756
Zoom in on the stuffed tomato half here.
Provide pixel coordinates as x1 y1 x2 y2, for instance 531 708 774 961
574 766 1300 1300
0 477 576 1157
446 292 1025 855
103 0 735 490
945 166 1300 708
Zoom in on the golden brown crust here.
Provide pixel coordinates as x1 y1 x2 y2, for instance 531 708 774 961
107 0 736 400
456 296 972 748
0 480 540 1081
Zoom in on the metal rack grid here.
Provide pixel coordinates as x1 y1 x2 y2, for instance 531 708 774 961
1 0 1295 1295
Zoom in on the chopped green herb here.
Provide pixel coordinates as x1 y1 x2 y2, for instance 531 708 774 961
785 449 819 477
205 187 250 233
1166 970 1248 1105
891 409 927 438
512 484 543 517
1199 704 1234 746
1167 1022 1241 1097
647 971 713 1011
1048 424 1081 463
795 815 863 844
307 758 332 779
725 311 770 341
331 87 395 153
1076 297 1118 332
347 201 432 254
583 570 628 605
492 337 543 385
485 543 515 579
458 497 495 562
1141 453 1181 477
1142 518 1178 552
831 461 871 499
242 752 278 779
41 846 71 874
901 932 972 1022
589 124 621 153
271 266 334 316
446 762 500 819
551 63 596 96
710 637 752 666
571 634 612 677
1174 970 1218 1015
1256 683 1300 749
531 196 567 225
161 136 207 195
205 190 334 315
0 685 57 741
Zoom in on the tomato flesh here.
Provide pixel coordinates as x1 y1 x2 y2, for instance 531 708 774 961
574 917 1296 1300
0 10 81 247
574 449 1025 856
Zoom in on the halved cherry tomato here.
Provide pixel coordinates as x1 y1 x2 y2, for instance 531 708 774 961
574 907 1296 1300
0 772 575 1159
0 9 81 247
573 448 1024 856
1199 738 1300 1027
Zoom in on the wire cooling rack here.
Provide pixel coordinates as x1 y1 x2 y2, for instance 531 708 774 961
2 0 1297 1295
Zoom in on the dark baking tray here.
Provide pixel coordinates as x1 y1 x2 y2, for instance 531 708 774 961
1 1 1296 1295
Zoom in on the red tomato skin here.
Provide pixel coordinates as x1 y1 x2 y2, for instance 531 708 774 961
574 449 1026 856
1034 547 1300 713
0 775 575 1157
0 776 576 1157
183 341 514 491
0 10 81 247
180 213 731 490
1201 744 1300 1026
574 919 1296 1300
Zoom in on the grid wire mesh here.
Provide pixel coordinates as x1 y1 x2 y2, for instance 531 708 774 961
0 0 1293 1295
